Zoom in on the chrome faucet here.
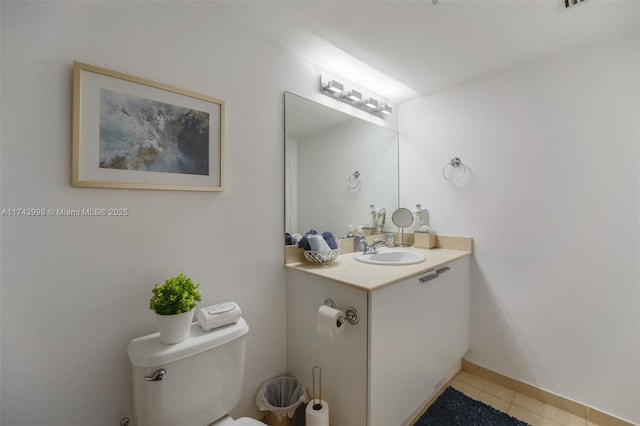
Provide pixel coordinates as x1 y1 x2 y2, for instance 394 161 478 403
363 239 386 254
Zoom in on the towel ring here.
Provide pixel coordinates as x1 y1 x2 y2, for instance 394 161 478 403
347 171 361 189
442 157 466 182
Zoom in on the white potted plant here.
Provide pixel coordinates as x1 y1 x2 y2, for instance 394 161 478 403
149 273 201 344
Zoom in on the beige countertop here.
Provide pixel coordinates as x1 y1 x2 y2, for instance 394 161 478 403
285 246 471 291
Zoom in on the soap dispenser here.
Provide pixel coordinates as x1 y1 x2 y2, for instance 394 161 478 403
370 205 378 233
414 204 431 232
354 226 366 252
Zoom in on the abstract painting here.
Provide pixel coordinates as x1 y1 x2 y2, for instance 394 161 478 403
99 89 210 175
72 62 224 191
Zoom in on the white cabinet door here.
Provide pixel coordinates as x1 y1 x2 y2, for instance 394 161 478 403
369 256 470 426
286 268 369 426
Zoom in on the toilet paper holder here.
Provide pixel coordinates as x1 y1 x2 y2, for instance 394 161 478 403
324 298 359 326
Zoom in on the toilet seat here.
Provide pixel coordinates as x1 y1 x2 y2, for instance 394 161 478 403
234 418 265 425
213 415 264 425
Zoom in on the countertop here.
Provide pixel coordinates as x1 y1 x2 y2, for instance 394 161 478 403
285 246 471 291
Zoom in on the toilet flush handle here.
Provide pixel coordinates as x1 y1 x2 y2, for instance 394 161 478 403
144 369 166 382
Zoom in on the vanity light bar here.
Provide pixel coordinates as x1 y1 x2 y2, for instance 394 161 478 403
320 75 392 119
324 80 344 94
346 90 362 103
364 98 378 109
379 104 392 116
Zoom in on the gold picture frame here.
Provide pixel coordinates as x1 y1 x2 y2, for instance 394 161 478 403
72 62 225 191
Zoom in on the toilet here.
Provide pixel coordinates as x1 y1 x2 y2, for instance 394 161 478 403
127 317 264 426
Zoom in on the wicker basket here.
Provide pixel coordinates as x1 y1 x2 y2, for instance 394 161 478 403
303 249 340 265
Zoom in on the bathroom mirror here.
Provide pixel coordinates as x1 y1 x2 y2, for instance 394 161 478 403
285 92 399 241
391 207 414 228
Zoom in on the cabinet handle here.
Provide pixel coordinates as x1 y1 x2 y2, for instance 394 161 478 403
419 272 439 283
419 266 452 283
436 266 451 275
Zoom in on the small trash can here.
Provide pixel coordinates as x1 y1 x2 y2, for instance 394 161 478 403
256 376 308 426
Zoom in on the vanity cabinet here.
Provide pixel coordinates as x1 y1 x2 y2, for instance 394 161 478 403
286 254 470 426
369 256 470 425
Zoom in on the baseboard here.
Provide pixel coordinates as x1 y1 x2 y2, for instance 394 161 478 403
461 359 637 426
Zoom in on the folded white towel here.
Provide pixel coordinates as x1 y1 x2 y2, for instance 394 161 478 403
197 302 241 332
307 234 331 251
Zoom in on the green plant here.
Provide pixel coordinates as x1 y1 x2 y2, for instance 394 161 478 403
149 273 202 315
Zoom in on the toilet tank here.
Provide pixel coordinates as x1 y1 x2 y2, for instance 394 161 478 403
127 318 249 426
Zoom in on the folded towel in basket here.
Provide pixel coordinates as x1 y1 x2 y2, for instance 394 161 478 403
285 233 294 246
297 229 318 250
308 234 331 251
322 231 339 250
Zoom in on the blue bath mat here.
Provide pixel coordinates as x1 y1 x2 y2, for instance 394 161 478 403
414 387 531 426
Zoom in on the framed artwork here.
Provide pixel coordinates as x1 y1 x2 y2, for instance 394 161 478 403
72 62 225 191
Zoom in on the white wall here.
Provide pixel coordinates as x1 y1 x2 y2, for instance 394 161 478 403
399 33 639 423
0 2 346 424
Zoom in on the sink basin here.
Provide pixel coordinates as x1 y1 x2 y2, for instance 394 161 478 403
353 249 426 265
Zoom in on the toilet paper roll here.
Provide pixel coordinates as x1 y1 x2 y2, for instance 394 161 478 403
306 400 330 426
317 305 344 338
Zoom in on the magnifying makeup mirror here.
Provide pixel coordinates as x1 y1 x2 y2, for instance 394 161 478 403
392 207 413 247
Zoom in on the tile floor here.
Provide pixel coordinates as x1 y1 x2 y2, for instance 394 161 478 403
436 370 604 426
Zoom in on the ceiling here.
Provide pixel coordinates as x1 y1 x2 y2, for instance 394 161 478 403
234 0 638 103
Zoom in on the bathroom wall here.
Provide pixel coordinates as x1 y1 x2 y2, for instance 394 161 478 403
399 32 639 423
0 2 400 424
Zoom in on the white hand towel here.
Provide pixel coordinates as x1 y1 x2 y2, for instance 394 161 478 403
307 234 331 251
197 302 241 332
